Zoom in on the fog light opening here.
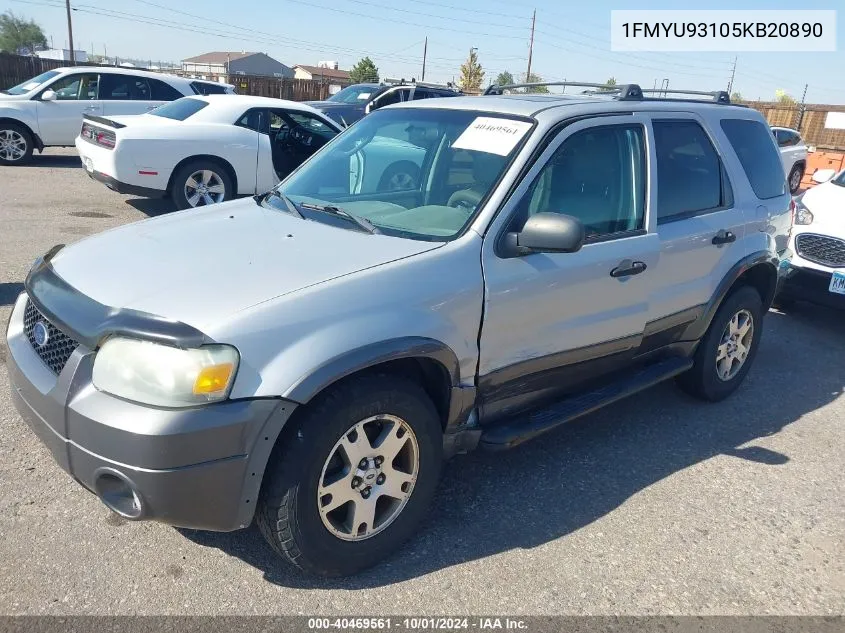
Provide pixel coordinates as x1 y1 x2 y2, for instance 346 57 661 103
94 471 143 519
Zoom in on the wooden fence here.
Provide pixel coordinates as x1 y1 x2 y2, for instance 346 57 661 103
0 53 342 101
740 101 845 151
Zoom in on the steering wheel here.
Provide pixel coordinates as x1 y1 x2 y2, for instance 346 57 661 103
447 189 483 212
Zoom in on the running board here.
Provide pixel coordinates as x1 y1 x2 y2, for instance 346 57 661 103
479 357 693 451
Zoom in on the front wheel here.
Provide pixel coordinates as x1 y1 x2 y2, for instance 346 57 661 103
257 374 443 577
0 123 34 165
677 286 763 401
170 160 233 210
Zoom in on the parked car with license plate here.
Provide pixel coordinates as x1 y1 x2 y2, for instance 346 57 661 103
778 168 845 308
5 81 790 577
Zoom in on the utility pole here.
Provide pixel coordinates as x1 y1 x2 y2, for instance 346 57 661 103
796 83 808 130
727 55 737 94
526 9 536 82
421 36 427 82
65 0 75 63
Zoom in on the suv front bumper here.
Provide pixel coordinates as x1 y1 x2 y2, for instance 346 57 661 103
5 292 295 531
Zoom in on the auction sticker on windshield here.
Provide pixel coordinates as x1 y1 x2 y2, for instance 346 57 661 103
453 117 532 156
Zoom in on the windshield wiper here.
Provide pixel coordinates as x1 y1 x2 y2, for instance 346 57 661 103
260 190 304 219
299 202 379 234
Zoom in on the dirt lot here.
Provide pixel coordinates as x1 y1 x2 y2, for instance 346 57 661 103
0 149 844 615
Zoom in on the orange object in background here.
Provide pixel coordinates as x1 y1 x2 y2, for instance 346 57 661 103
801 151 845 190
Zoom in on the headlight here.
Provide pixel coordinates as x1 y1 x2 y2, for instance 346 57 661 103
794 198 814 225
92 338 239 407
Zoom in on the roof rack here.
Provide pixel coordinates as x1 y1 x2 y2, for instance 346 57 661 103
483 81 732 104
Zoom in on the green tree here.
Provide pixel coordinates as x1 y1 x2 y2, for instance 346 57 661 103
775 89 796 104
730 91 742 102
459 48 484 93
494 70 514 87
520 72 549 93
601 76 617 91
0 11 47 54
348 57 379 84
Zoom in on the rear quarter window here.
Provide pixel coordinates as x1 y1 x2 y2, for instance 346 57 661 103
149 78 185 101
721 119 786 200
191 81 230 95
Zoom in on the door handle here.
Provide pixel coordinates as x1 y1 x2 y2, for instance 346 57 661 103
610 259 647 278
712 229 736 245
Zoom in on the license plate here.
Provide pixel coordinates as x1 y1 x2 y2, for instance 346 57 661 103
829 271 845 295
83 157 93 173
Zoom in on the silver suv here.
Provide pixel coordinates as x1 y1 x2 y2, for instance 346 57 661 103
5 81 792 577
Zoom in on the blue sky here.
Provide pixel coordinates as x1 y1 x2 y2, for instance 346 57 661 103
5 0 844 103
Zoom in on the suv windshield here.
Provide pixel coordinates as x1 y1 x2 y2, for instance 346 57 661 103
276 108 534 240
149 97 208 120
3 70 61 95
328 84 379 104
832 171 845 187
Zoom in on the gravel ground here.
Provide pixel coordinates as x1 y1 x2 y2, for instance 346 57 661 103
0 149 843 616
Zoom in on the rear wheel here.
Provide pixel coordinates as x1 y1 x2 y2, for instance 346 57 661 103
170 160 233 210
677 286 763 401
257 374 442 577
0 123 34 165
788 163 803 193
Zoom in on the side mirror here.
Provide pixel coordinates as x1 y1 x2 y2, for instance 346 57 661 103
501 212 585 257
41 89 57 102
811 168 835 184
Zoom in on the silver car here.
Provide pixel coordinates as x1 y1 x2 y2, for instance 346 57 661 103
5 82 792 577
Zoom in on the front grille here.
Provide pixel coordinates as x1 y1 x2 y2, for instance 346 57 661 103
23 300 79 374
796 233 845 268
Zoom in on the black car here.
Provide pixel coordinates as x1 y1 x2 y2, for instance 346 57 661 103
307 82 461 127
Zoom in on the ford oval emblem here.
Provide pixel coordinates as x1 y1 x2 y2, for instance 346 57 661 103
33 321 50 348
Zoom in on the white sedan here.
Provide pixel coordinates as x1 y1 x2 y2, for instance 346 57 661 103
75 95 345 209
778 169 845 309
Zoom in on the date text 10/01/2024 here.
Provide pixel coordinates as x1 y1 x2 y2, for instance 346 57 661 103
307 618 529 630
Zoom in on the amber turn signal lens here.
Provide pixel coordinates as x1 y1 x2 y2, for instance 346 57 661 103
193 363 235 395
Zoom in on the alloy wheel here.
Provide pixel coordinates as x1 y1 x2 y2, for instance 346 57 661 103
0 129 27 162
184 169 226 207
715 308 754 381
317 414 419 541
386 171 416 191
789 168 801 192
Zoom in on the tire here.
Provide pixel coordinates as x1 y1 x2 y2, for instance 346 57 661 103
788 163 803 194
676 286 764 402
257 374 443 577
0 122 34 166
377 161 420 192
170 160 234 210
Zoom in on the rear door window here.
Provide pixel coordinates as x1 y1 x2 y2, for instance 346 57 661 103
99 74 151 100
653 120 730 223
721 118 786 200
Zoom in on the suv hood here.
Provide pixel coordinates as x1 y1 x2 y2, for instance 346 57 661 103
0 93 30 102
48 197 441 331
